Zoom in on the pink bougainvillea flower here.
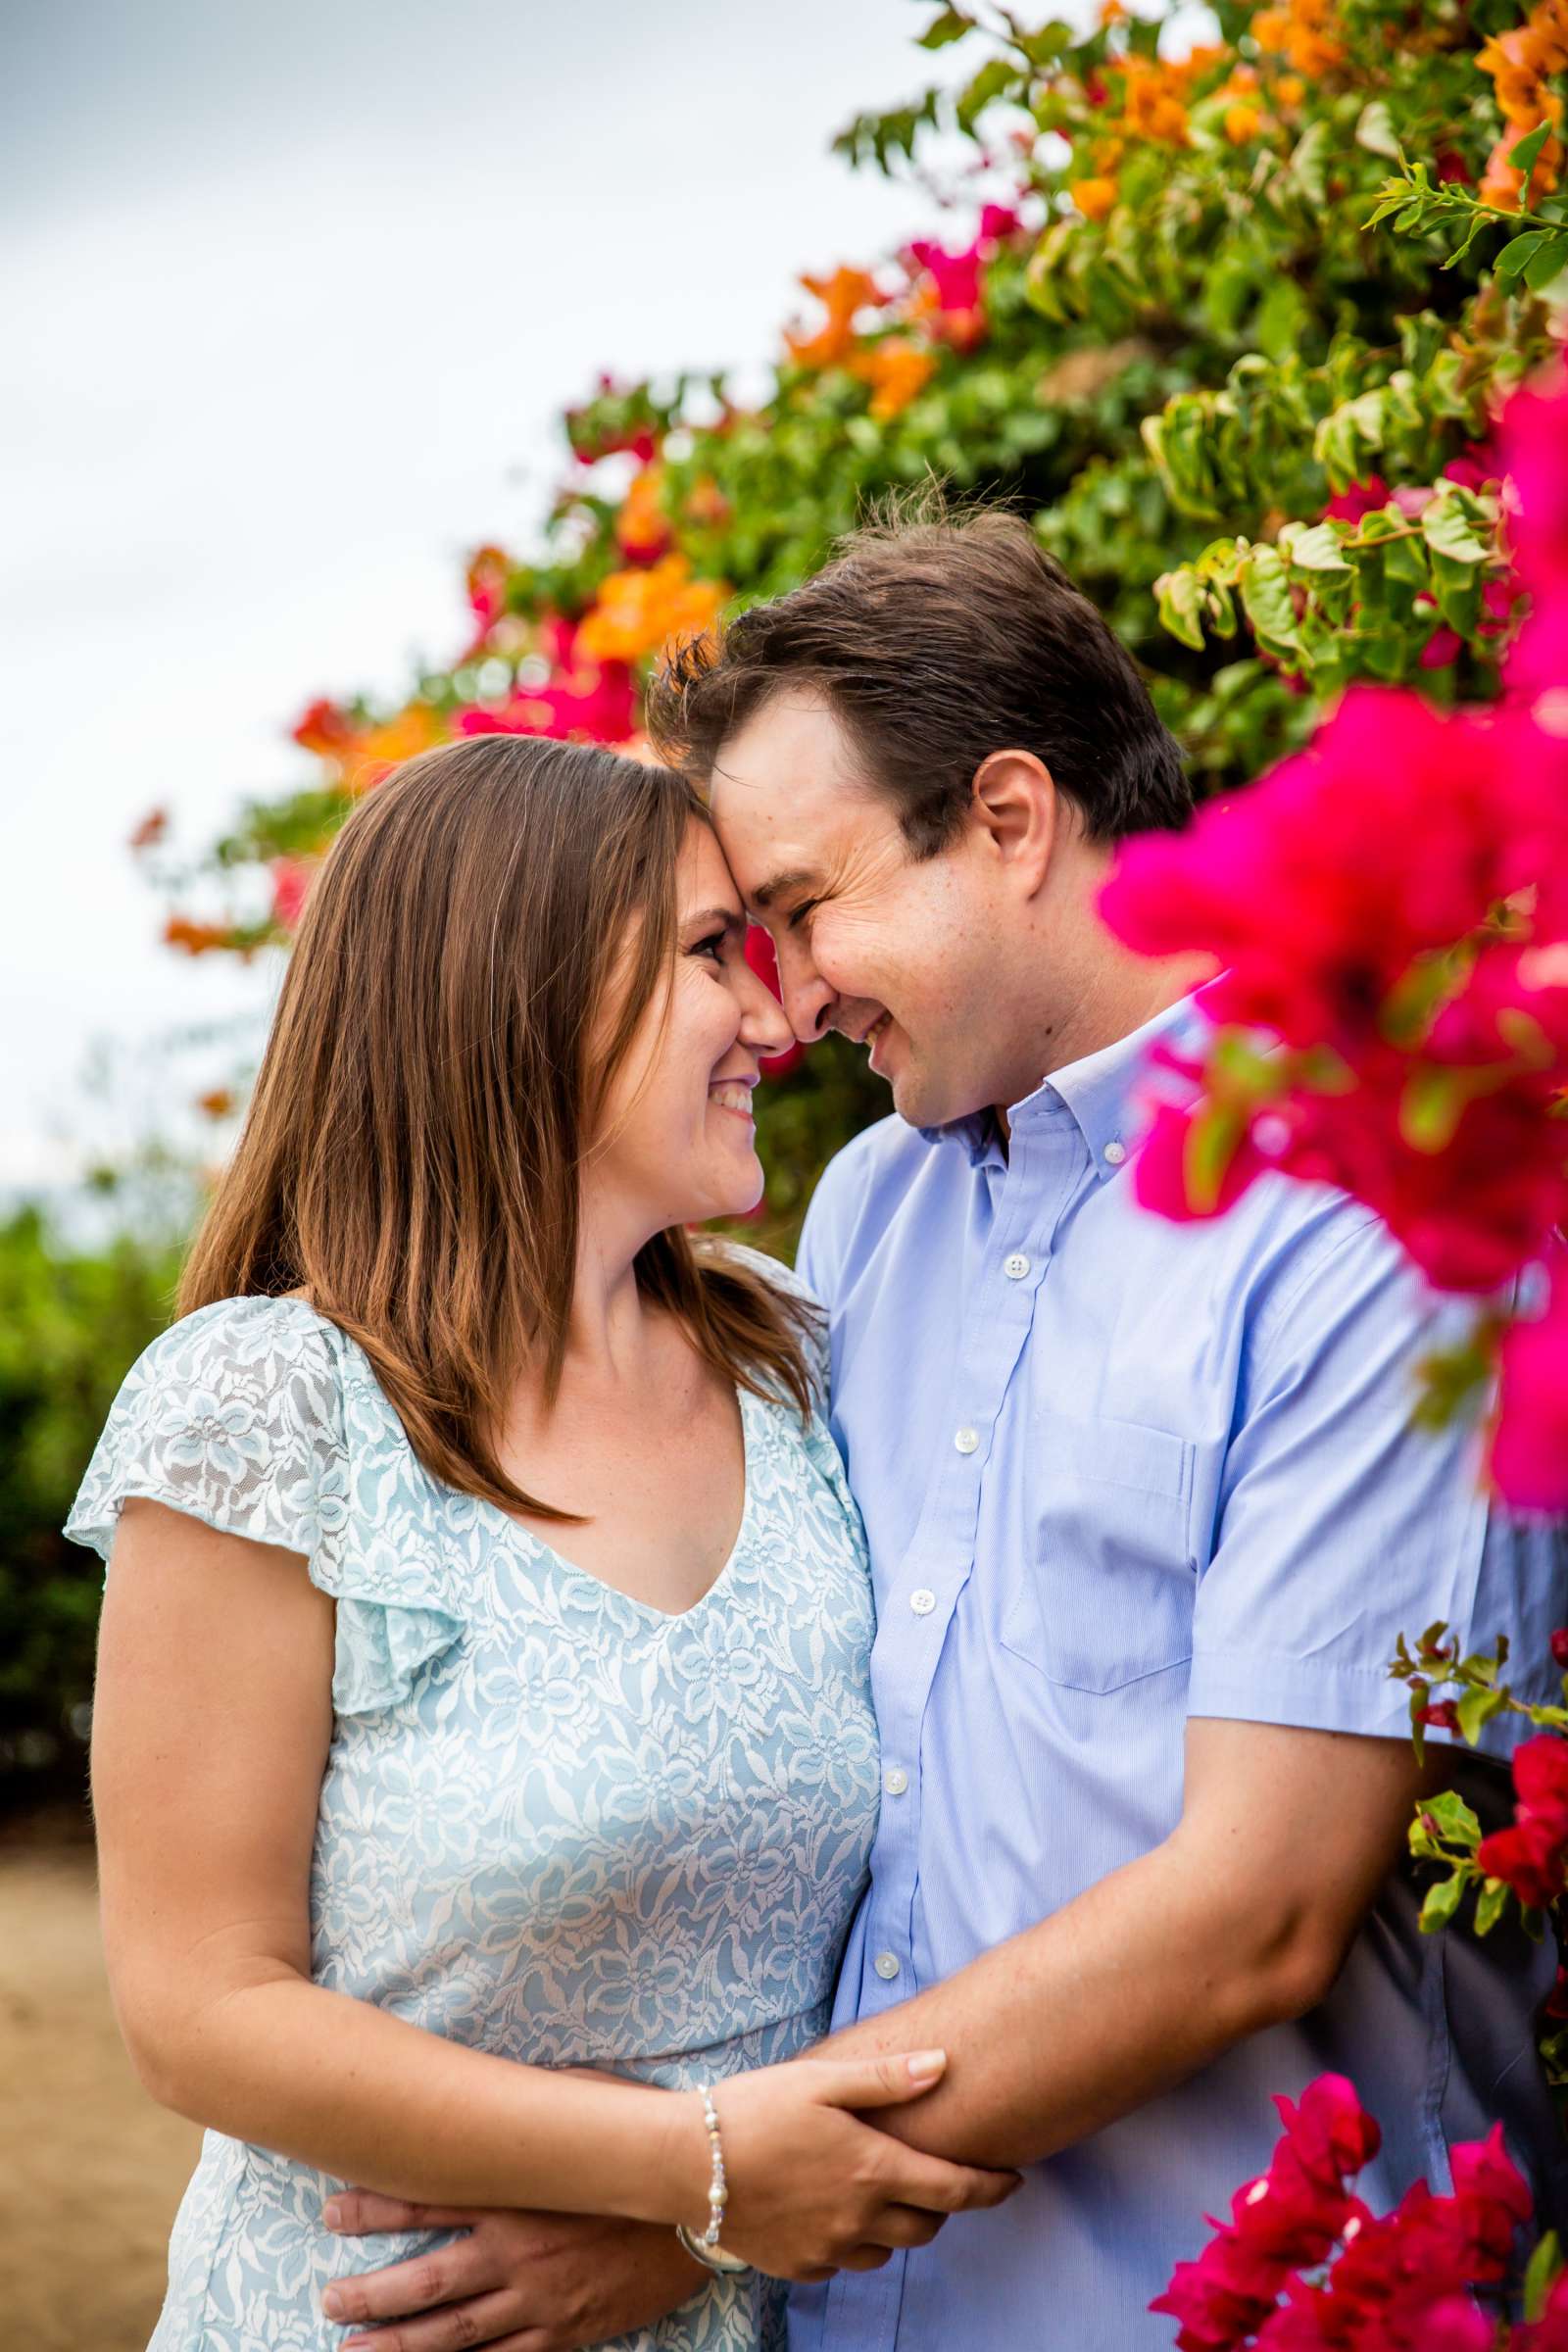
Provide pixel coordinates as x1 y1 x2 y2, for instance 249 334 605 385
1492 1262 1568 1509
906 234 989 349
454 620 637 749
1323 474 1390 523
1420 622 1464 669
270 857 314 933
1476 1731 1568 1906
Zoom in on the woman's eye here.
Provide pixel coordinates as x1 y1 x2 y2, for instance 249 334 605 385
787 899 818 932
692 930 728 963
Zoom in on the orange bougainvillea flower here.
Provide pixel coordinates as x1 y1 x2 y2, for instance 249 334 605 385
164 915 233 956
1478 0 1567 208
291 697 358 758
615 465 672 563
1120 57 1191 143
577 555 726 665
196 1089 235 1119
340 704 449 795
784 267 884 369
1070 174 1120 220
1224 100 1264 143
1249 0 1343 75
850 338 937 420
127 806 168 852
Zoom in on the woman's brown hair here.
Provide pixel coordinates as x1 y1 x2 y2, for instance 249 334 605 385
178 732 816 1521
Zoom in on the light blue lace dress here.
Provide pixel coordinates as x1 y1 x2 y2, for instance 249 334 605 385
67 1267 880 2352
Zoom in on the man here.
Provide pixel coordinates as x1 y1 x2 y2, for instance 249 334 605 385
323 510 1565 2349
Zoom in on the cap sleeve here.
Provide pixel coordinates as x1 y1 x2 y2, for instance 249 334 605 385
66 1296 465 1717
66 1296 349 1563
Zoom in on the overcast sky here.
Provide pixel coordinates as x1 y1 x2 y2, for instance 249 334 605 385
3 0 975 1205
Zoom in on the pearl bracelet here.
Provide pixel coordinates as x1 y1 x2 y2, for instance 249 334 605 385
676 2084 749 2275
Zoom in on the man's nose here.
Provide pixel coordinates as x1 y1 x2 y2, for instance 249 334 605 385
777 952 837 1046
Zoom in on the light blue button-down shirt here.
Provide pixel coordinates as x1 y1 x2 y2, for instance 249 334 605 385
789 996 1567 2352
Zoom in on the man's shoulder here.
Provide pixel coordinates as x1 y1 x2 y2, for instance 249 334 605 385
808 1112 935 1230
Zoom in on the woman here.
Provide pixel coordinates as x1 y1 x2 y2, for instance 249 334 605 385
71 736 1013 2352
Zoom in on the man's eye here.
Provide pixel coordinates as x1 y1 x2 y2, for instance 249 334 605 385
786 899 818 931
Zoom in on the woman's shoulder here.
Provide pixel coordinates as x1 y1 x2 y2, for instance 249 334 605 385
706 1239 822 1312
143 1291 343 1380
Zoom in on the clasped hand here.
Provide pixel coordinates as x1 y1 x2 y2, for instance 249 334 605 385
319 2050 1018 2349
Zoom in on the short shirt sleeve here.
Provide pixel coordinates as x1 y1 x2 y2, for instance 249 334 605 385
1188 1211 1568 1759
66 1295 465 1716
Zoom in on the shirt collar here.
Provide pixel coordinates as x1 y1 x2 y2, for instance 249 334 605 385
920 990 1208 1178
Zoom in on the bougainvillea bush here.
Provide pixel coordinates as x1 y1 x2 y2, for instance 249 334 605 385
148 0 1567 1240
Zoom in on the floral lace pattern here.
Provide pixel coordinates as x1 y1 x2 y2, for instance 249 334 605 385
68 1265 879 2351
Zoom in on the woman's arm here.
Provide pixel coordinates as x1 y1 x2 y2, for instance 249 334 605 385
92 1497 1014 2276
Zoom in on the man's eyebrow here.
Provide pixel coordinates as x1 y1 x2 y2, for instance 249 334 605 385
751 867 819 912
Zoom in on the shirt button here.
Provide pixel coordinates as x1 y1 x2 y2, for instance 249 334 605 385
954 1425 979 1454
1103 1138 1127 1166
909 1588 936 1617
884 1766 909 1796
873 1951 901 1981
1004 1252 1031 1281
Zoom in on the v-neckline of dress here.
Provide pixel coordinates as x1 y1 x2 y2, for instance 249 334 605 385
273 1294 763 1627
473 1381 761 1626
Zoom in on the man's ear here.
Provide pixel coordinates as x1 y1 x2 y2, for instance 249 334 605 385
969 748 1058 896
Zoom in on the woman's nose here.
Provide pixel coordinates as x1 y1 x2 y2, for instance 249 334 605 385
738 966 796 1055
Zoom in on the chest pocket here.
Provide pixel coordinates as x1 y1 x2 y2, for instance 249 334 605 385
1002 1417 1196 1693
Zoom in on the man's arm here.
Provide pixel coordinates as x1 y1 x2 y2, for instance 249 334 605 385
822 1715 1440 2169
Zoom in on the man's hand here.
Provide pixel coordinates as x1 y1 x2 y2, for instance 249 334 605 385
319 2195 705 2352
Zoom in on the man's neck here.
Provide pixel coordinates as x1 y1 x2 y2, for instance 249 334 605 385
994 952 1211 1146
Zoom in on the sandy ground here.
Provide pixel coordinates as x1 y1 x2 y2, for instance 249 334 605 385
0 1834 202 2352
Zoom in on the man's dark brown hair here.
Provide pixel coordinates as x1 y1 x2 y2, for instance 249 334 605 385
647 500 1193 854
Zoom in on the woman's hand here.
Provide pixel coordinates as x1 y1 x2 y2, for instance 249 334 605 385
682 2050 1021 2282
319 2199 704 2352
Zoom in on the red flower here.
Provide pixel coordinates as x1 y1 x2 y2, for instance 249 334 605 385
1549 1629 1568 1670
1492 1261 1568 1511
906 234 989 349
1323 476 1390 523
1417 1700 1462 1732
1476 1732 1568 1908
270 857 314 933
745 929 805 1078
292 697 357 757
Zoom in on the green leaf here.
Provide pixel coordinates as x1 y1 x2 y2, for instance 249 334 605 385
1291 121 1331 207
1156 567 1208 652
1421 498 1491 566
1355 101 1401 162
1400 1066 1469 1151
956 56 1014 131
1183 1102 1246 1214
1509 120 1553 181
917 6 974 48
1473 1875 1510 1936
1283 521 1351 574
1494 231 1549 283
1419 1871 1467 1933
1525 2231 1564 2325
1238 544 1301 658
1524 232 1568 293
1455 1684 1506 1744
1419 1788 1483 1844
1256 278 1308 365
